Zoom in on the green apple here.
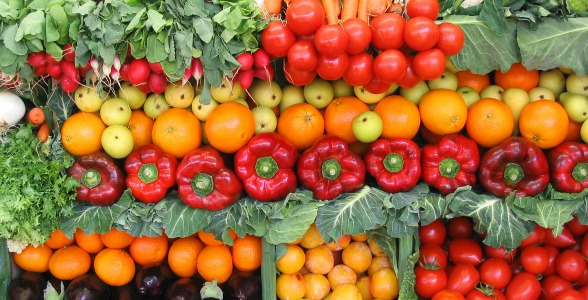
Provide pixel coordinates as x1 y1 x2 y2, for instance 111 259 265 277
581 120 588 144
480 85 505 100
539 68 566 98
234 98 250 107
165 81 195 108
566 73 588 96
101 125 134 159
528 87 555 102
560 92 588 123
399 81 429 105
117 82 146 109
385 84 399 95
100 98 132 126
354 86 386 104
143 94 170 119
352 111 383 143
249 79 283 108
74 86 106 112
427 70 458 91
251 106 278 134
210 77 243 103
304 78 335 109
192 94 219 121
445 57 460 73
280 85 305 112
332 78 354 98
457 87 480 107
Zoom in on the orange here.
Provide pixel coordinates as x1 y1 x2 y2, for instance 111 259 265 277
303 273 330 300
197 229 237 246
129 235 169 266
99 227 135 249
197 245 233 284
419 89 468 136
128 110 154 151
204 102 255 153
277 103 325 150
93 248 135 286
276 273 306 300
74 228 105 254
356 276 374 300
324 96 370 144
373 95 421 140
13 244 53 273
232 234 262 272
566 120 582 142
331 283 363 300
304 245 334 275
328 264 358 289
518 100 569 149
368 255 392 276
48 245 91 280
456 70 491 94
276 244 306 274
44 229 75 249
494 62 539 92
152 108 201 158
342 241 373 273
465 98 515 148
168 236 204 277
370 267 399 299
61 112 106 156
299 223 325 249
325 234 352 251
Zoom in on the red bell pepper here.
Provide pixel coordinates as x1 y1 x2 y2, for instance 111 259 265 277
548 141 588 193
124 144 178 203
67 152 125 206
176 147 243 210
364 138 421 193
479 136 549 197
234 132 298 201
297 135 366 200
421 134 480 195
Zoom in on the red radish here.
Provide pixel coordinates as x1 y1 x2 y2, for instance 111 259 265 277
61 61 79 80
46 53 59 65
253 49 271 69
149 62 164 74
236 52 254 71
102 62 112 77
236 68 255 90
27 53 47 68
119 62 131 82
113 56 121 72
148 72 167 94
34 66 47 76
80 60 92 72
110 68 120 81
89 57 100 75
254 65 275 81
137 83 151 94
63 44 75 62
47 64 62 79
181 66 193 86
128 58 151 85
60 76 79 93
191 58 203 81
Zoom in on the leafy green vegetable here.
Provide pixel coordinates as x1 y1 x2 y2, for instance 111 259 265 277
398 252 419 300
0 239 10 299
509 196 583 236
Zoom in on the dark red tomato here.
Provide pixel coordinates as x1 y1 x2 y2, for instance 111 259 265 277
479 258 512 289
546 228 577 249
404 17 439 51
284 60 317 86
373 49 407 84
505 272 541 300
520 224 546 248
484 244 518 262
406 0 440 20
413 48 445 80
436 22 465 56
446 217 475 239
447 263 479 296
582 234 588 258
397 55 421 88
543 245 560 276
261 21 297 58
285 0 325 36
541 275 574 300
566 237 582 252
520 245 549 275
415 265 448 298
313 24 348 58
342 52 373 86
419 219 447 246
341 18 371 55
554 290 585 300
419 244 448 269
432 289 466 300
556 250 587 282
363 76 391 94
448 238 483 266
287 40 318 72
565 215 588 237
316 53 348 81
466 289 506 300
510 258 525 276
370 13 406 51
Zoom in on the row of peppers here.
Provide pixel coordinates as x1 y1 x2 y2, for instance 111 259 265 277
67 131 588 211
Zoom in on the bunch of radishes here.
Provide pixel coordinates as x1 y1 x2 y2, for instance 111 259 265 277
27 45 88 93
231 49 274 90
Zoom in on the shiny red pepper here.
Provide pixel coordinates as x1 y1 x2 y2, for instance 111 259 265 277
124 144 178 203
176 147 243 210
364 138 421 193
479 136 549 197
234 132 298 202
421 134 480 195
67 152 125 206
297 135 366 200
548 141 588 193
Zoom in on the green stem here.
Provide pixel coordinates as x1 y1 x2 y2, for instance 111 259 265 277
384 153 404 173
81 169 101 188
255 156 279 179
322 159 342 180
439 158 460 179
572 162 588 183
191 173 214 197
138 163 159 184
504 163 524 185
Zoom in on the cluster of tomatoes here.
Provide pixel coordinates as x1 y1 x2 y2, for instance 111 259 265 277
415 216 588 300
27 45 87 93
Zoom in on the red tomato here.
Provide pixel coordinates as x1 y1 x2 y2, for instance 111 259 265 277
404 17 440 51
261 21 297 58
484 244 518 262
415 265 448 298
406 0 440 20
582 234 588 258
520 245 549 275
284 60 317 86
285 0 325 36
510 258 525 276
520 224 546 248
447 263 479 296
565 215 588 237
436 23 465 56
446 216 475 239
448 238 483 266
413 48 446 80
363 76 392 94
313 24 348 58
432 289 466 300
580 286 588 298
543 245 560 276
287 40 318 72
554 290 585 300
466 289 506 300
541 275 574 300
419 219 447 246
505 272 542 300
479 257 512 289
419 243 448 269
316 53 348 81
545 228 577 249
342 18 372 55
575 267 588 287
342 52 373 87
373 49 407 84
397 55 421 88
556 250 587 282
370 13 406 51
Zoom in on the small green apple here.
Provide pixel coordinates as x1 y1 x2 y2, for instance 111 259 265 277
385 84 399 95
354 85 386 104
480 85 505 100
304 78 335 109
280 85 305 112
457 87 480 107
143 94 170 119
101 125 134 159
210 77 243 103
234 98 250 107
528 87 555 102
502 87 530 122
561 92 588 123
427 70 458 91
251 106 278 134
538 68 566 98
445 57 460 73
74 86 107 112
400 81 429 105
352 111 383 143
249 79 283 108
117 82 146 109
566 73 588 96
332 78 354 98
165 81 195 108
100 98 132 126
192 95 219 121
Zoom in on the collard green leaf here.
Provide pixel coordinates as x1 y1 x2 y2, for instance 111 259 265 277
193 18 214 44
46 87 75 126
115 200 164 237
479 0 509 35
575 198 588 225
368 227 399 274
264 199 322 245
202 203 248 245
409 193 448 226
386 209 419 238
398 252 419 300
159 193 211 238
509 196 583 235
387 183 430 210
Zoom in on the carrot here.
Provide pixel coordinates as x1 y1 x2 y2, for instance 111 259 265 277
26 107 46 126
367 0 391 17
37 123 50 142
263 0 283 16
322 0 339 25
284 0 292 5
357 0 369 22
340 0 358 20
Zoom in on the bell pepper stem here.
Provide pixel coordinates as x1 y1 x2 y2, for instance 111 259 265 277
255 156 279 179
322 159 342 180
192 173 214 197
439 158 460 179
504 163 524 184
572 162 588 183
384 153 404 173
138 163 159 184
81 169 101 189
